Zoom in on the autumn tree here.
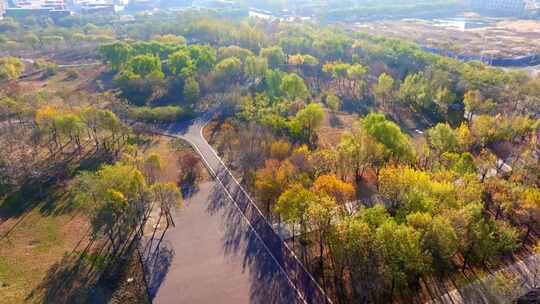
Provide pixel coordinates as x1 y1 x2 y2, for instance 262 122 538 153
312 175 355 205
0 57 24 81
463 90 495 122
269 140 291 161
72 163 149 256
218 45 253 61
146 182 182 254
255 159 296 216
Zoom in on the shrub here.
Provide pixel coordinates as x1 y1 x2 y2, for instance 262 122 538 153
129 106 192 123
65 69 80 80
34 59 58 78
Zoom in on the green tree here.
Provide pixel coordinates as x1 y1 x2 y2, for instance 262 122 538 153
323 61 350 96
244 56 268 82
23 33 40 50
338 125 385 181
260 46 286 69
183 77 200 104
274 183 316 242
307 194 338 274
213 57 242 88
326 93 341 112
434 87 456 116
265 69 283 99
373 73 395 108
347 64 368 99
100 42 132 71
399 73 432 112
189 44 217 73
281 73 309 101
407 213 459 272
128 54 164 79
291 103 325 146
168 49 195 78
375 220 431 295
428 123 458 155
361 113 415 162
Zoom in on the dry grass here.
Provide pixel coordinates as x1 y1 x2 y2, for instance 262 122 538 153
355 17 540 58
7 65 107 97
0 208 90 304
141 136 210 184
318 109 358 148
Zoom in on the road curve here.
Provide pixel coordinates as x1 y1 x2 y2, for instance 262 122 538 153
153 114 332 304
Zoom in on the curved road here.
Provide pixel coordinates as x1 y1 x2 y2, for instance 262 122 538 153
144 114 331 304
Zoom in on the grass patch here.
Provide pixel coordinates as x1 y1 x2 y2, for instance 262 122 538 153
129 106 193 124
0 207 89 304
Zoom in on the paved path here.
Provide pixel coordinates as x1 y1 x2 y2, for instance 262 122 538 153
429 254 540 304
145 181 298 304
143 114 331 304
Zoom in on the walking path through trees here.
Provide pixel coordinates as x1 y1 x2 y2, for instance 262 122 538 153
430 253 540 304
142 114 331 304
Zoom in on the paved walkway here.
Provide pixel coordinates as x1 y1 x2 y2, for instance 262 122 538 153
144 182 298 304
429 254 540 304
141 115 330 304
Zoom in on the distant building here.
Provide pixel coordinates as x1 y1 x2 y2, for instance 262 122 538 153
80 2 115 14
6 0 71 18
0 0 5 19
471 0 527 16
5 0 71 19
5 7 70 18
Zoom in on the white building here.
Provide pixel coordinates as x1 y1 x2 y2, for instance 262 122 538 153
0 0 5 19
